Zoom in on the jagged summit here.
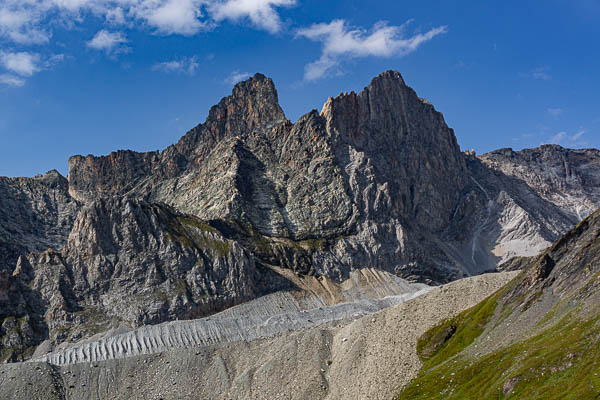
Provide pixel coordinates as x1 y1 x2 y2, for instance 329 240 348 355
204 72 286 137
373 69 406 84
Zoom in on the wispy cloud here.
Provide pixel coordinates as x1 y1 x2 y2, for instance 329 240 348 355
0 0 296 48
513 125 590 149
547 107 563 118
133 0 211 36
0 73 25 87
87 30 129 57
0 50 64 86
225 70 251 84
547 130 587 147
0 51 40 76
209 0 296 33
531 66 551 81
0 3 51 45
296 20 447 81
152 56 200 75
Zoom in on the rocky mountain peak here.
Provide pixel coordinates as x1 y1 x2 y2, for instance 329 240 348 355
204 73 286 139
369 69 406 87
321 69 468 231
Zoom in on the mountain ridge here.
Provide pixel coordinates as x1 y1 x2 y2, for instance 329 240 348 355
1 71 600 363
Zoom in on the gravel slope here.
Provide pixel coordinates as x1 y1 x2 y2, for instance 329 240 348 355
0 271 517 399
325 271 519 400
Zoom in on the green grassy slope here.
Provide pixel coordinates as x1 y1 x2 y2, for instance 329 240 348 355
396 209 600 399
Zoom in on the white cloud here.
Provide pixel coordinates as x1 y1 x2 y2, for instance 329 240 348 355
547 108 563 118
51 0 93 13
0 0 296 46
0 50 64 86
87 29 129 56
133 0 210 35
547 130 587 147
296 20 448 80
0 51 41 76
531 66 551 81
0 4 52 44
45 53 66 67
209 0 295 33
0 73 25 87
152 56 200 75
104 6 126 25
225 70 251 84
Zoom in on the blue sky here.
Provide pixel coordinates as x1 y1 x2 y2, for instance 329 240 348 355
0 0 598 177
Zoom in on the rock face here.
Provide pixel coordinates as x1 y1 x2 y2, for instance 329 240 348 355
321 70 468 231
66 71 475 284
0 170 79 272
14 198 293 358
64 72 600 282
459 145 600 271
1 71 600 362
480 145 600 220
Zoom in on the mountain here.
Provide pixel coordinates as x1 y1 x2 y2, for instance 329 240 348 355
397 208 600 399
1 71 600 363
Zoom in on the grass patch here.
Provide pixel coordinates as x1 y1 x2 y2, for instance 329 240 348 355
302 238 326 251
70 306 110 338
416 290 501 372
397 315 600 399
178 216 217 233
164 215 231 258
195 234 231 257
174 279 189 297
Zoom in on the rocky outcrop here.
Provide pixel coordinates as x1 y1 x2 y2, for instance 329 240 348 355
321 70 468 231
0 170 79 272
444 146 600 273
63 72 600 288
67 73 287 203
480 145 600 220
20 198 295 350
0 170 80 361
65 71 477 285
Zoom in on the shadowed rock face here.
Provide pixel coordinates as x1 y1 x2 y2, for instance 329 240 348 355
67 73 286 203
0 170 80 272
25 198 293 346
1 71 600 362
